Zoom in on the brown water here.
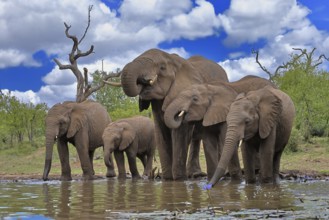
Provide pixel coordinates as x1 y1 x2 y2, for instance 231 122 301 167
0 178 328 219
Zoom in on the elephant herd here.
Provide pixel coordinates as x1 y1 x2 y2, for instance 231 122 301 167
42 48 295 189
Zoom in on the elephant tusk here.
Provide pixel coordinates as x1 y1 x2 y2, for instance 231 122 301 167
149 74 158 85
178 111 185 117
238 139 243 147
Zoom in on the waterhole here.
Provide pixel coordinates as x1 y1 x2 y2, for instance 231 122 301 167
0 178 328 219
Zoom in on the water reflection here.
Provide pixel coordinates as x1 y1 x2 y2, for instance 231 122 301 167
0 179 328 219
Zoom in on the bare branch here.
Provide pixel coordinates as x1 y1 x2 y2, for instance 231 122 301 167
74 45 94 60
79 5 93 45
83 67 89 88
53 58 73 70
252 50 274 80
54 5 123 103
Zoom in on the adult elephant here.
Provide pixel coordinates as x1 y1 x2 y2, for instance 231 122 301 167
120 48 228 180
204 86 295 189
42 100 115 181
163 75 275 179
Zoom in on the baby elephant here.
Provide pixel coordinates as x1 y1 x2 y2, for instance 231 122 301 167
102 116 156 179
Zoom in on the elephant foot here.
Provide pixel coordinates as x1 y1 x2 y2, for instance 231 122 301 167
189 171 207 179
230 171 243 181
132 174 141 179
118 173 127 179
172 173 188 181
60 175 72 181
260 176 274 184
82 174 95 181
106 170 116 178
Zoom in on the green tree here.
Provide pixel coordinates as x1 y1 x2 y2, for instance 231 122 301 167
91 70 152 121
254 48 329 141
0 91 47 148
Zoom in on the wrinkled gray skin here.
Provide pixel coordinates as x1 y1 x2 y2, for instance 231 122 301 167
102 116 155 179
164 75 275 180
42 100 115 181
208 86 295 187
121 48 228 180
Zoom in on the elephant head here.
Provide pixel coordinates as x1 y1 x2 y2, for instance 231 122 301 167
206 86 283 188
164 84 237 129
102 122 136 168
121 49 181 108
42 102 88 181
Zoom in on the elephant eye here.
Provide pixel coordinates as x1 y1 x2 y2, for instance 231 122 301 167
160 65 166 71
192 95 199 102
245 118 251 124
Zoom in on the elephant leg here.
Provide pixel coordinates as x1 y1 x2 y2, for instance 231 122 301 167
151 103 173 180
126 151 141 179
143 156 153 177
171 124 193 180
88 149 95 175
259 129 276 183
57 140 72 181
114 151 126 179
187 139 204 178
241 142 256 184
202 134 218 180
105 151 116 178
273 150 283 184
77 148 94 180
137 154 147 168
187 124 204 178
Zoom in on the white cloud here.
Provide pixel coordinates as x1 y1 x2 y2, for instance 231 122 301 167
164 0 221 40
0 49 38 68
219 0 310 46
1 0 329 108
2 89 41 105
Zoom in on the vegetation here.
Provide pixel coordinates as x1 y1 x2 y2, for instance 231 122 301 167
0 91 47 150
91 70 152 121
254 48 329 143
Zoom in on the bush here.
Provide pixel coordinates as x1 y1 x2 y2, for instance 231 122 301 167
285 128 302 153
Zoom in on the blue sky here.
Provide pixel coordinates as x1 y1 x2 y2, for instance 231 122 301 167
1 0 328 107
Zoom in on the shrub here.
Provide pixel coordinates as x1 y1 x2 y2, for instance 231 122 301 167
285 128 302 153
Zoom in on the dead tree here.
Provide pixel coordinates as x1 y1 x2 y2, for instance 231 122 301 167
252 47 329 82
53 5 121 103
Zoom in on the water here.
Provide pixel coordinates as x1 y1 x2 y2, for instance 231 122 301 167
0 178 328 219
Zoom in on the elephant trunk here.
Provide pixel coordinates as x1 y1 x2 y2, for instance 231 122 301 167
164 97 187 129
104 147 113 168
121 59 154 97
43 131 56 181
208 128 241 187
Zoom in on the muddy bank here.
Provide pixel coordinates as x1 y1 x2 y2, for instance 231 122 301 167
1 170 329 182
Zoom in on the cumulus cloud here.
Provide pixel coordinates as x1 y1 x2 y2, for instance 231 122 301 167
1 0 329 107
219 0 310 46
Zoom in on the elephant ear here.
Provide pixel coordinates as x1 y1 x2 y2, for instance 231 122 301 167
203 85 238 126
257 88 283 139
119 122 136 151
67 108 88 138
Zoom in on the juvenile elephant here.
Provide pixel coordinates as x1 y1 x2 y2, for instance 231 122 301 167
164 75 275 179
205 86 295 189
102 116 155 179
120 48 229 180
42 100 115 181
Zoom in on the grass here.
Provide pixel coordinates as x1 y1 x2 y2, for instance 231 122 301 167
0 137 328 179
